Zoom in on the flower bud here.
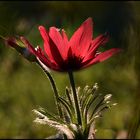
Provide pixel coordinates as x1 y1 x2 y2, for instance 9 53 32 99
4 37 37 62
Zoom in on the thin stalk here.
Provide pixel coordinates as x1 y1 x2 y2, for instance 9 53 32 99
68 71 82 125
65 87 73 106
37 62 63 118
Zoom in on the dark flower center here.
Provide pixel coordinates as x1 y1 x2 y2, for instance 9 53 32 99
62 55 83 71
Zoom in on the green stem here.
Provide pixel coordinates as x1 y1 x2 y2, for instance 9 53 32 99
68 71 82 125
37 62 63 118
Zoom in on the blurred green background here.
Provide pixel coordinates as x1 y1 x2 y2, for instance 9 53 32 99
0 1 140 139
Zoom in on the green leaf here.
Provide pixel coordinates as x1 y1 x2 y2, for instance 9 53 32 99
33 109 75 139
65 87 73 106
89 94 105 121
81 91 93 110
83 94 99 125
58 97 75 123
33 108 64 125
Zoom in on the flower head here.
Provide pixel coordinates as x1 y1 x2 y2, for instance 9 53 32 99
21 17 121 72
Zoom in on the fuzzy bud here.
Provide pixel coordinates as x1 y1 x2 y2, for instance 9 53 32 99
4 37 37 62
104 94 112 102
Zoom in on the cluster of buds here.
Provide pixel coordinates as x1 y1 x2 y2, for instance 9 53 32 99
33 83 117 139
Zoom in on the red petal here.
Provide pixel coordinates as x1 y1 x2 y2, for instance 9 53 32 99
36 44 62 71
69 17 93 56
83 34 109 62
62 29 69 45
43 42 57 64
61 29 69 45
83 48 121 68
94 48 121 62
67 47 73 59
49 27 66 59
39 26 65 67
38 26 49 42
39 26 54 61
36 46 61 71
61 29 69 57
90 34 109 51
48 36 64 67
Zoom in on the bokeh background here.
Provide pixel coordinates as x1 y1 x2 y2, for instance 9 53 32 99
0 1 140 139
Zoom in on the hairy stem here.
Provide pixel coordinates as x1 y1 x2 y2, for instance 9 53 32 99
37 62 63 118
68 71 82 125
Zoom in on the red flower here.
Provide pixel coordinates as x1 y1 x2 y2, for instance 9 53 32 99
21 17 121 72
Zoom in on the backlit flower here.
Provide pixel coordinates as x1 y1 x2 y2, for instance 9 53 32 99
21 17 121 72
